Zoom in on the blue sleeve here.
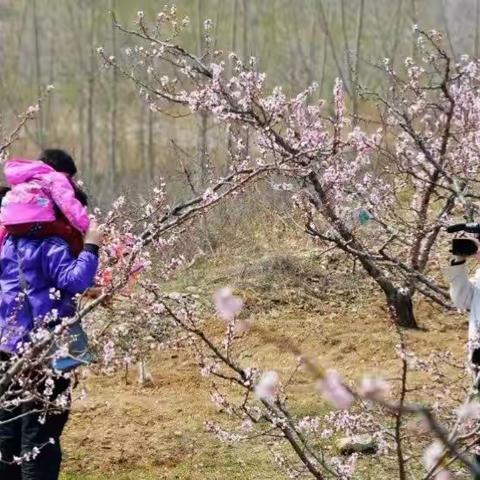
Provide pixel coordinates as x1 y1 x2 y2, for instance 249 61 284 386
43 238 99 294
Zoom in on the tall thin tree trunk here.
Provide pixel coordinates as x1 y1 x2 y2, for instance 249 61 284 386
227 0 239 154
475 0 480 58
232 0 238 54
32 0 44 147
440 0 456 57
66 0 87 166
138 104 146 185
87 74 95 178
197 0 212 252
78 100 85 168
307 12 317 88
109 0 118 195
87 2 96 179
197 0 208 191
340 0 352 86
352 0 365 124
242 0 250 155
390 0 404 66
411 0 418 60
147 108 155 181
242 0 248 58
317 0 351 97
319 27 328 96
45 12 56 144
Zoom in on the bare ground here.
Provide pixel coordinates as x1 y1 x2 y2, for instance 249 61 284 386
60 247 470 480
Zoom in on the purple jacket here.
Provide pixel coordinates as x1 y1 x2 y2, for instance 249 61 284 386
0 236 99 354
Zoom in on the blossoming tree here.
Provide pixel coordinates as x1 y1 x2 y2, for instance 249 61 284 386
100 11 480 329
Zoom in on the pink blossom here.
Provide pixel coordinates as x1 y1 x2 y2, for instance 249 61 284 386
456 401 480 420
316 369 354 410
358 376 390 401
435 471 450 480
26 104 40 115
297 416 320 434
210 391 229 411
240 418 253 432
213 288 244 322
331 453 358 479
200 362 219 377
255 371 280 400
423 441 450 479
202 187 218 202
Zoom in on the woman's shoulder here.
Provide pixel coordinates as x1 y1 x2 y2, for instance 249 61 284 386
2 235 69 253
41 236 70 250
0 236 45 266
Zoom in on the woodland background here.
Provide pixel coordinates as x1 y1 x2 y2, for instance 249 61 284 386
2 0 479 206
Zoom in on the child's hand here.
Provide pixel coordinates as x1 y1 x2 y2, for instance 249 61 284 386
85 219 103 246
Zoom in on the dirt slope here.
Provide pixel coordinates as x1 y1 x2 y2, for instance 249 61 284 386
61 251 470 479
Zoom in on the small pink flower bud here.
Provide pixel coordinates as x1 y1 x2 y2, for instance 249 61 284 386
316 369 354 410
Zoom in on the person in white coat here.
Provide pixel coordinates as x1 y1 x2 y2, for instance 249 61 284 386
445 251 480 382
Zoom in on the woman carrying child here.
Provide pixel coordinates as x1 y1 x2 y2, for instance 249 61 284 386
0 149 102 480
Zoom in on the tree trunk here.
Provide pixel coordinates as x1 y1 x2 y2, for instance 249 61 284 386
242 0 250 155
384 287 417 329
78 98 85 166
147 108 155 181
109 0 118 195
352 0 365 124
476 0 480 58
32 0 44 147
197 0 208 191
138 103 146 185
307 172 419 330
87 1 96 180
196 0 212 253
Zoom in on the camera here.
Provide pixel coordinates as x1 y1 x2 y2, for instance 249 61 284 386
446 222 480 256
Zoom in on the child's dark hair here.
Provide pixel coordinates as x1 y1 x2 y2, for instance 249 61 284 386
0 187 10 204
39 149 77 177
73 184 88 207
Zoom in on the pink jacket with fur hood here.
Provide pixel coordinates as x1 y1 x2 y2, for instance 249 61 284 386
0 158 89 233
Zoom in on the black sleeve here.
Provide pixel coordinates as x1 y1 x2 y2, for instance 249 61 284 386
83 243 100 257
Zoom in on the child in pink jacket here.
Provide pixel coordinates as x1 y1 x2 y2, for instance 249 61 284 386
0 150 90 253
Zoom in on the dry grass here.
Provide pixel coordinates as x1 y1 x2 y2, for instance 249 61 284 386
61 241 471 479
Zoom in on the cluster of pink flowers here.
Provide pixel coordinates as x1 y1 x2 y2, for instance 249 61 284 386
213 287 244 322
316 370 354 410
255 371 281 401
423 441 451 479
